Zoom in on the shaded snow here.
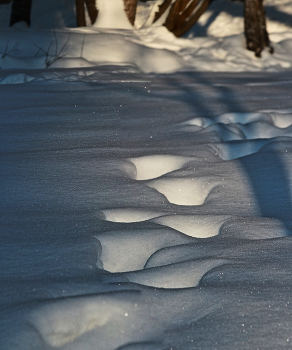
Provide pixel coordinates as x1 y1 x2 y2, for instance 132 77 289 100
1 70 292 349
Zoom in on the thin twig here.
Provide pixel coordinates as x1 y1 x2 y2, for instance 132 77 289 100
2 39 14 58
57 34 71 57
33 33 71 68
80 34 86 58
53 30 58 56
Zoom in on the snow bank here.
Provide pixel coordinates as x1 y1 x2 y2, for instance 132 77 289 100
0 0 292 74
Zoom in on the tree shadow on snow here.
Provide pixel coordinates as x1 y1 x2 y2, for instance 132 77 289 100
143 71 292 233
186 1 291 38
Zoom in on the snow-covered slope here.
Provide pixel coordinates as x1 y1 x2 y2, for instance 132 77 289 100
0 0 292 74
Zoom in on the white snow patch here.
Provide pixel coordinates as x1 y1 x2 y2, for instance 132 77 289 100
126 155 195 180
152 215 231 238
99 208 166 222
146 177 218 206
94 0 133 29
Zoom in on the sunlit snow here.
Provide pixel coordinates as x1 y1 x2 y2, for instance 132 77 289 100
1 0 292 73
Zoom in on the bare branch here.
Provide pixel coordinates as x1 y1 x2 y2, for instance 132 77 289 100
33 34 71 68
2 39 14 58
80 34 86 58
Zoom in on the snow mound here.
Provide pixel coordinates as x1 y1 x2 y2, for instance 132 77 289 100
0 72 38 84
124 258 228 288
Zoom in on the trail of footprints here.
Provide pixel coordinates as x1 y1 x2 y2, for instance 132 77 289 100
22 111 292 350
96 110 292 289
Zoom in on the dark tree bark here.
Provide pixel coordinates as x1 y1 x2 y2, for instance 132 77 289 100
153 0 212 37
10 0 32 27
75 0 86 27
153 0 172 23
244 0 273 57
84 0 98 25
166 0 211 37
164 0 191 32
123 0 138 26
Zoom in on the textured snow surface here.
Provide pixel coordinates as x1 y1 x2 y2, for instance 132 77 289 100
1 0 292 348
1 69 292 349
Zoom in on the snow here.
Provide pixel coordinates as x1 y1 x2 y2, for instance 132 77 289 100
1 0 292 73
1 0 292 349
1 68 292 349
94 0 133 29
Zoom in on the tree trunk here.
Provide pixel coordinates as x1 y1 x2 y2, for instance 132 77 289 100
153 0 212 37
153 0 172 23
84 0 98 25
10 0 32 27
164 0 191 32
165 0 211 37
173 0 211 37
123 0 138 26
76 0 86 27
244 0 273 57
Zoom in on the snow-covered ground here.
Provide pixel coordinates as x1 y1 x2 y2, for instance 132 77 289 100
1 1 292 349
2 68 292 349
0 0 292 74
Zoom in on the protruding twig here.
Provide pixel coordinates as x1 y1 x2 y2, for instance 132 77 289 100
33 33 71 68
2 39 14 58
